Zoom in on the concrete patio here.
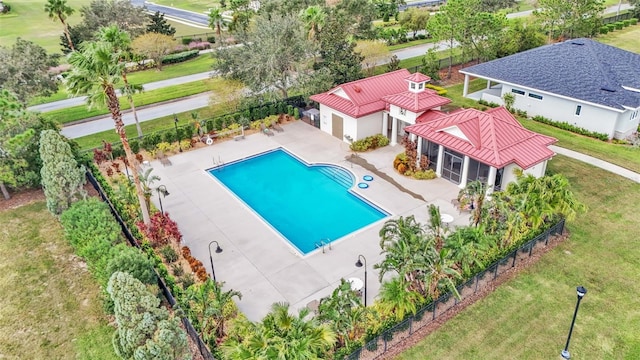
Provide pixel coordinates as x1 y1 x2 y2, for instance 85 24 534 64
149 120 466 321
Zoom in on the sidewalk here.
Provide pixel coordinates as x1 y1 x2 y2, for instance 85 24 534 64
550 146 640 183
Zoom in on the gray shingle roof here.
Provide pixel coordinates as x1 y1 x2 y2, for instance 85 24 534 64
460 38 640 110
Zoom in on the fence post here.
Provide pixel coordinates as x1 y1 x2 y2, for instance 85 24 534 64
529 241 534 257
409 316 413 335
494 264 499 280
432 300 437 320
512 250 517 267
475 274 479 293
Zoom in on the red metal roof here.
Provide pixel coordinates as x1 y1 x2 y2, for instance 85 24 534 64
416 109 446 123
382 89 451 112
405 107 557 169
405 73 431 83
309 69 413 118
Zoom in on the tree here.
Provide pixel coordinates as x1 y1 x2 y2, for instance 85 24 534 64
315 15 364 86
227 0 254 34
80 0 148 38
386 54 400 72
373 0 404 23
97 25 145 137
333 0 377 39
131 33 176 71
426 0 466 78
496 19 546 58
105 244 157 285
420 47 441 81
631 0 640 18
208 7 224 38
299 5 326 40
39 129 86 215
108 272 190 360
355 40 390 76
147 11 176 36
0 39 58 103
223 302 336 359
214 14 312 98
398 7 430 37
316 279 367 347
66 40 151 225
44 0 75 51
480 0 518 12
0 90 58 199
377 277 422 321
60 23 91 54
534 0 605 40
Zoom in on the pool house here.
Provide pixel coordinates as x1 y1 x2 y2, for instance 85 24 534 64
311 71 558 193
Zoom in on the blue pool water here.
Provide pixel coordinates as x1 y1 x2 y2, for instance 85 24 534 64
208 148 388 254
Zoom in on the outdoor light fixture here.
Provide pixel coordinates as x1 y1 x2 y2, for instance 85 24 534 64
355 254 368 307
208 241 223 283
156 185 169 214
173 114 182 152
561 286 587 359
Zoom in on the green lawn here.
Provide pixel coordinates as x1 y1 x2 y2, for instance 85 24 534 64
0 201 118 359
388 38 436 52
0 0 89 54
397 155 640 359
597 24 640 53
151 0 222 13
44 79 213 124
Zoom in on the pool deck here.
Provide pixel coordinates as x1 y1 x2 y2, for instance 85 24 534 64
149 120 467 321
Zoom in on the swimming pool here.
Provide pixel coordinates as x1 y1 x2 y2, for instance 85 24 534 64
207 148 388 254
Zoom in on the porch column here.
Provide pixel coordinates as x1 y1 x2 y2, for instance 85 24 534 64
463 74 470 97
390 116 398 146
486 166 497 196
459 155 470 189
382 112 389 139
416 137 423 169
435 145 444 177
486 80 491 89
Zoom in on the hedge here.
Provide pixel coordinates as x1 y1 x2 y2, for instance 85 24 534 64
531 115 609 141
161 50 199 65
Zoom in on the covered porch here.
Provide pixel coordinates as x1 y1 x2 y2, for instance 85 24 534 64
462 75 505 105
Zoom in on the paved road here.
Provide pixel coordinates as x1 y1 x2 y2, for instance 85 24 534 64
28 72 215 113
60 93 211 139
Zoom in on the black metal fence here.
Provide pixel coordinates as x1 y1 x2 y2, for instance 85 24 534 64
85 171 216 360
602 11 634 24
345 219 566 360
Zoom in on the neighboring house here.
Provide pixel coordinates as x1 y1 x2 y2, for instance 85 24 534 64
460 38 640 140
311 70 558 192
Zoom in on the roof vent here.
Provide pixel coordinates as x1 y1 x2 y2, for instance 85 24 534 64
353 85 362 93
570 40 585 45
601 86 616 92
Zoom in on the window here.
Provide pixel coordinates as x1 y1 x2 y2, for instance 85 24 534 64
418 83 424 89
575 105 582 116
410 83 416 89
528 92 543 100
399 108 407 115
511 89 525 95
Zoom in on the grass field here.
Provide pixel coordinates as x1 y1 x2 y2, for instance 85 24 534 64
151 0 222 13
597 24 640 53
0 0 89 54
0 201 118 359
397 155 640 359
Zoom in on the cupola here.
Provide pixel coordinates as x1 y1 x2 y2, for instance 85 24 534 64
405 72 431 94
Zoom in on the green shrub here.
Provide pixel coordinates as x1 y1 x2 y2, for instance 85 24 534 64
105 244 157 285
623 19 631 27
287 105 294 116
599 26 609 34
130 139 140 154
206 36 216 43
531 115 609 141
614 21 624 30
181 37 192 45
350 134 390 152
205 119 214 133
606 23 616 31
161 50 199 65
425 83 447 95
408 169 437 180
630 18 638 25
141 132 162 151
293 107 300 119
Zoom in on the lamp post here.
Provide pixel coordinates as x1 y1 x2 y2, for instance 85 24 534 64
208 240 223 283
155 185 169 214
561 286 587 359
355 254 368 307
173 114 182 152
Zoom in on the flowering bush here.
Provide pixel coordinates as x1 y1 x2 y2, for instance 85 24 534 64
188 41 212 50
137 212 183 247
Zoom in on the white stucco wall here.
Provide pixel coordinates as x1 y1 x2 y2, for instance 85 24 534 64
501 85 622 139
502 160 548 187
319 104 356 140
388 104 417 124
356 112 384 140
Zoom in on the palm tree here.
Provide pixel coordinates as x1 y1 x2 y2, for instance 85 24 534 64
444 226 489 277
316 279 366 347
459 180 488 227
300 5 326 40
377 277 423 322
97 25 145 138
426 204 446 250
66 41 151 225
138 167 160 211
224 302 336 359
208 7 224 38
44 0 75 51
425 248 461 300
184 279 241 342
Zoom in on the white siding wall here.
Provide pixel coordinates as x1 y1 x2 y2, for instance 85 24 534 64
501 85 621 139
319 104 357 139
614 108 640 139
356 112 384 140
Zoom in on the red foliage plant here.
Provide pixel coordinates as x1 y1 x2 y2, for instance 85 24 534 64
135 153 144 164
136 212 183 248
111 162 121 173
93 148 107 164
105 167 114 177
181 246 191 258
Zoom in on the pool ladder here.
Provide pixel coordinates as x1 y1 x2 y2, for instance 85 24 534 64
212 155 225 170
315 239 332 254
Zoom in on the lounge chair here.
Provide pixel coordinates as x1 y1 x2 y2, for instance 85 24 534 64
272 123 284 132
157 150 172 167
260 123 274 136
